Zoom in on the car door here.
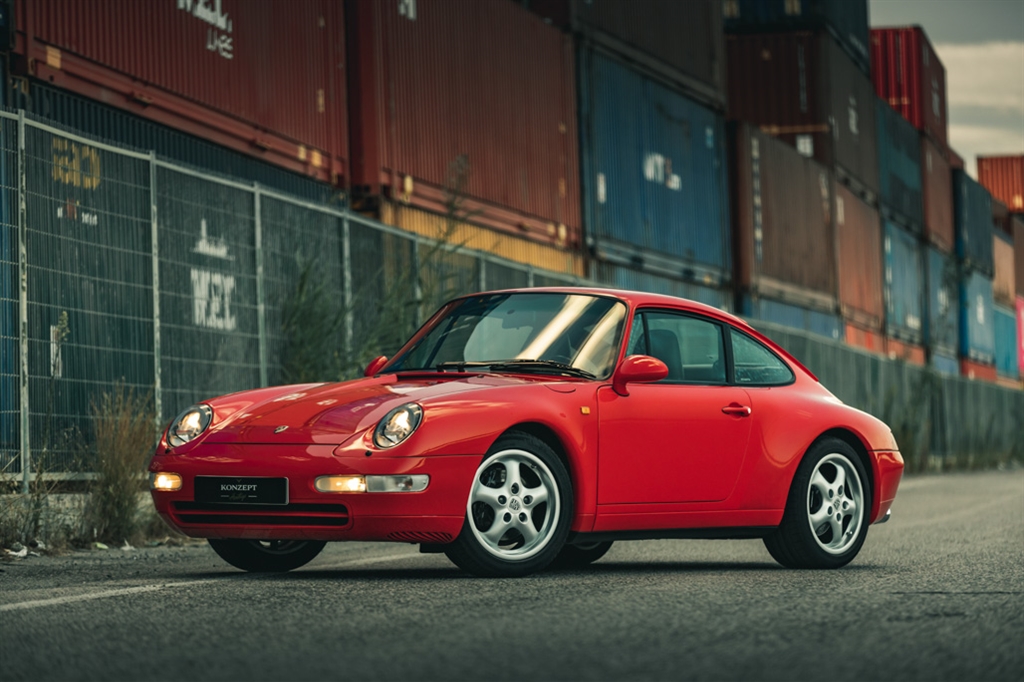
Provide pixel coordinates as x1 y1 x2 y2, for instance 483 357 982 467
597 310 754 505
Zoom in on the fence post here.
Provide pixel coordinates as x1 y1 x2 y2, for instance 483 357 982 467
478 255 486 291
149 152 163 423
342 214 353 363
17 110 29 493
254 185 268 387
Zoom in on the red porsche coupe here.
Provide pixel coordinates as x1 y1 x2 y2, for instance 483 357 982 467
149 288 903 577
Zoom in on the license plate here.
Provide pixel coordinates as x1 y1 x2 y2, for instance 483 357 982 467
194 477 288 505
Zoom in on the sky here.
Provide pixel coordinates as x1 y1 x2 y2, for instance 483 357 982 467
869 0 1024 179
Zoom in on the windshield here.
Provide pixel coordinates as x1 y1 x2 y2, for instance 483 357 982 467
388 293 628 379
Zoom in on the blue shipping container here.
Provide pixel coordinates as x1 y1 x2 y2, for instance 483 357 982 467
952 169 994 275
875 98 923 228
959 271 995 364
580 50 731 274
925 246 958 354
930 351 959 376
724 0 870 76
994 305 1019 379
884 221 925 343
739 295 843 341
595 262 731 311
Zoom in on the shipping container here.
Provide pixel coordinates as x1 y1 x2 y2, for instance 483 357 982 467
1016 217 1024 297
884 337 925 365
977 155 1024 212
21 82 334 202
959 270 995 364
594 262 732 311
845 322 884 354
723 0 871 77
921 134 953 251
581 50 730 277
870 26 948 147
925 246 959 355
930 351 958 376
727 31 879 198
884 220 925 343
953 169 995 275
1017 296 1024 376
525 0 726 110
960 358 996 383
13 0 346 185
835 183 884 327
730 122 834 306
994 304 1020 379
994 231 1016 307
875 97 923 228
347 0 579 248
739 295 843 340
377 202 585 279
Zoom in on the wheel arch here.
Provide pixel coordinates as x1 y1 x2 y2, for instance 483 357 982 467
811 427 875 502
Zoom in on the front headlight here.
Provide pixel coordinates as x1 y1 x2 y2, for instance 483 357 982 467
167 404 213 447
373 403 423 448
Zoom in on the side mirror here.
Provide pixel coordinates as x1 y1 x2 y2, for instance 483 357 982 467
612 355 668 396
364 356 389 377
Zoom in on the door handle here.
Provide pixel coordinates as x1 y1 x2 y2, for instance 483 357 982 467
721 403 751 417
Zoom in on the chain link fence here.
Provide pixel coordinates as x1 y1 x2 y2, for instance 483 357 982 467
1 106 1021 485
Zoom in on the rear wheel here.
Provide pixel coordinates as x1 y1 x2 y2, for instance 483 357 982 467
208 539 326 572
549 541 613 570
764 438 870 569
445 432 572 578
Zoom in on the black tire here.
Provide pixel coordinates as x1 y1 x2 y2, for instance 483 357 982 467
548 541 614 570
445 431 573 578
763 437 871 569
208 539 326 572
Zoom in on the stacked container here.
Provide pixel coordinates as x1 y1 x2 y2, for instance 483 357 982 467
13 0 349 185
977 155 1024 212
870 27 948 149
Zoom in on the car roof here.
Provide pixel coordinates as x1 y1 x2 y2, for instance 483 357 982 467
470 286 755 331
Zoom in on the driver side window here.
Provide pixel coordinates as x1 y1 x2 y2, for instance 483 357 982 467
628 312 726 384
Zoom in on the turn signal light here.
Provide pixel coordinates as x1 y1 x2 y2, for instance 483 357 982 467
150 472 183 491
315 476 366 493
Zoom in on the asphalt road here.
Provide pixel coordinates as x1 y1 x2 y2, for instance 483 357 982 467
2 470 1022 682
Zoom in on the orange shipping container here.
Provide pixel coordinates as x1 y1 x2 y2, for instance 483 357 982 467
885 337 925 365
960 358 997 382
836 184 884 328
977 155 1024 212
845 323 885 354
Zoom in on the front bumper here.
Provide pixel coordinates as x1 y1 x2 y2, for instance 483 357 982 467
149 443 477 543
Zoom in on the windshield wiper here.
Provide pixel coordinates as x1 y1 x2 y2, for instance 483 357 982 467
434 359 596 379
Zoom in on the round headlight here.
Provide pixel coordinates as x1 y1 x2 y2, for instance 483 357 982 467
168 404 213 447
373 404 423 448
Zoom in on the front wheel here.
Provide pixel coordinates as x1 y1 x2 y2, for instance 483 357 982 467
445 432 573 577
763 438 871 569
208 539 326 572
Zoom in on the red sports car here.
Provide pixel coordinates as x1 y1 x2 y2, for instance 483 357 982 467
149 288 903 577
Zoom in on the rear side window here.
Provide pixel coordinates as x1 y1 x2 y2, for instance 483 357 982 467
731 332 794 385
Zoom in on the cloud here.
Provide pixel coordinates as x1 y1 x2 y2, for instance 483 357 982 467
948 123 1023 178
935 41 1024 114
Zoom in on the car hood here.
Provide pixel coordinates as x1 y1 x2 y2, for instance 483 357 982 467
202 373 573 445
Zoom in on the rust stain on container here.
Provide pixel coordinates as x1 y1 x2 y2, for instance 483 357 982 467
15 0 347 184
870 26 948 148
836 184 884 328
348 0 580 245
977 155 1024 212
378 202 584 278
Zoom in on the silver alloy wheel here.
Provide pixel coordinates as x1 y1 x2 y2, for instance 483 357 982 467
467 448 561 561
806 453 864 555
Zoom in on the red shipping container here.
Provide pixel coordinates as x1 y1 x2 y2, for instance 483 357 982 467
870 26 948 148
347 0 580 247
977 155 1024 212
845 322 885 354
523 0 726 110
835 183 884 328
885 337 926 365
727 32 879 198
960 358 997 382
921 135 954 252
1015 216 1024 297
13 0 346 184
